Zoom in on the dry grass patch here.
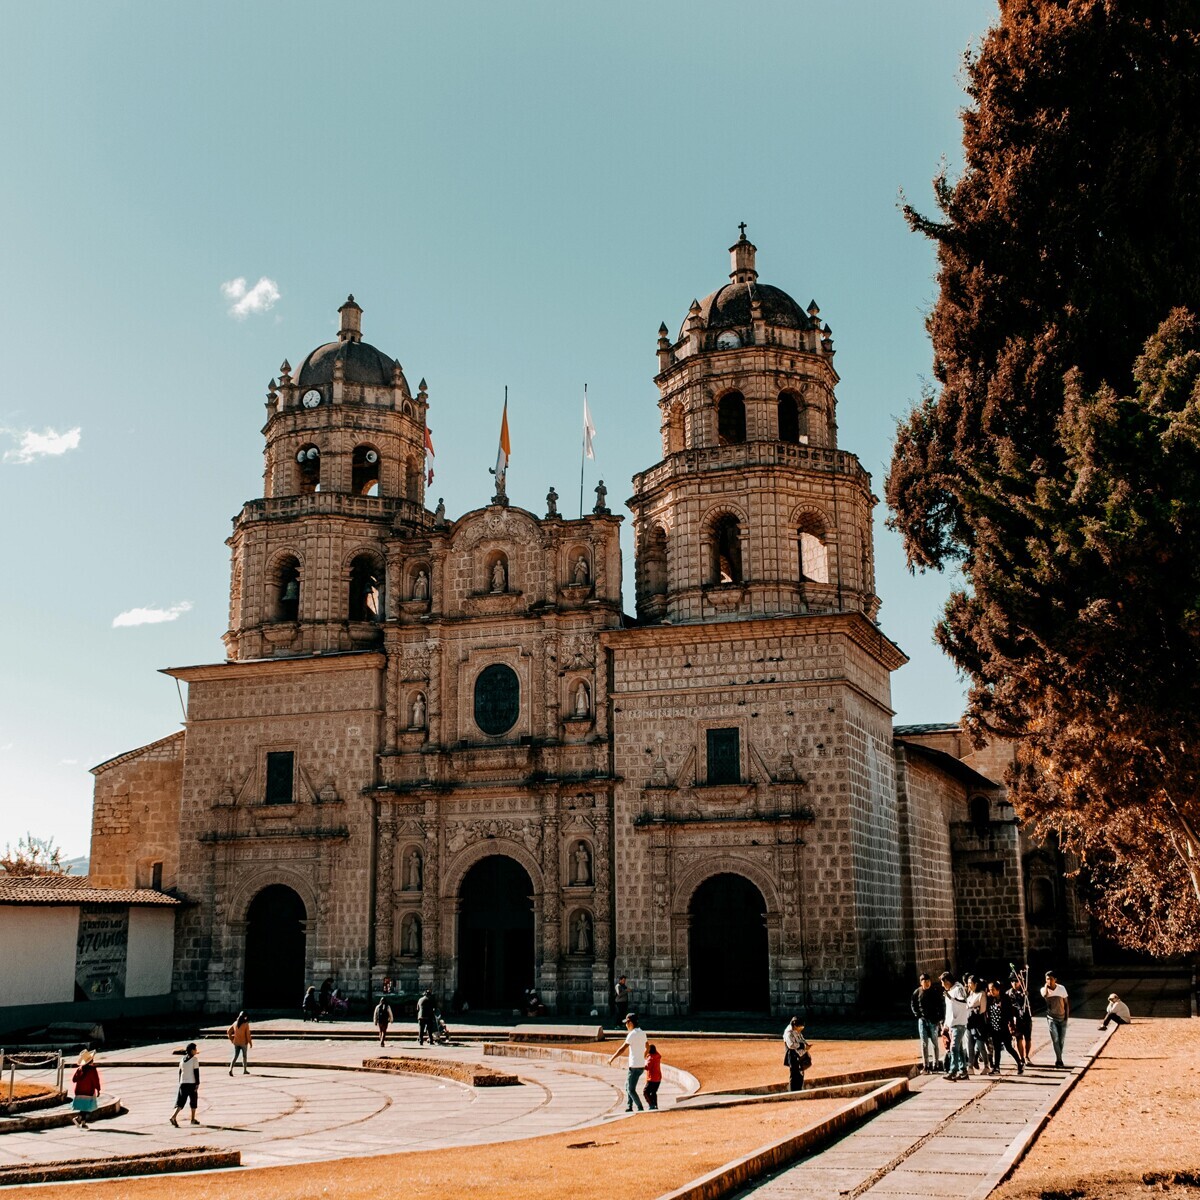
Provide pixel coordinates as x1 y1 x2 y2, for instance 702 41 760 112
553 1036 915 1093
0 1081 57 1102
993 1018 1200 1200
28 1097 848 1200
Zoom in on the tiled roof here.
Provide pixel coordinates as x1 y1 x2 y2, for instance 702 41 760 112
0 875 181 906
893 722 961 736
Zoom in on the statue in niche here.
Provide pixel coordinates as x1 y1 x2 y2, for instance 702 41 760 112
574 911 592 954
413 569 429 601
573 554 590 585
546 486 558 518
574 681 590 716
491 559 507 593
406 849 422 891
404 914 422 956
573 841 591 885
411 693 426 729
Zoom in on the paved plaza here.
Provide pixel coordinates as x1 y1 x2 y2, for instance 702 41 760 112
0 1036 686 1170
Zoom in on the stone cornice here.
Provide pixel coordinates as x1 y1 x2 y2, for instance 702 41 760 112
163 651 386 683
602 611 908 671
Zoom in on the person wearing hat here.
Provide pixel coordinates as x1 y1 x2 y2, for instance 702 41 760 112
71 1050 101 1127
1100 993 1132 1029
783 1015 811 1091
169 1042 201 1127
606 1012 647 1112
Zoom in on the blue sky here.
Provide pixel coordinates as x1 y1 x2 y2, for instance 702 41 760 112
0 1 995 858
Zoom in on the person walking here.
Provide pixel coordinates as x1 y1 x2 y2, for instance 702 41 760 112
607 1012 647 1112
1100 993 1131 1030
374 996 393 1047
643 1043 662 1111
1007 972 1034 1066
416 989 436 1045
227 1012 252 1075
940 972 970 1081
966 975 988 1073
1040 971 1071 1068
71 1050 101 1128
169 1043 201 1127
910 973 943 1073
782 1015 810 1092
985 981 1024 1074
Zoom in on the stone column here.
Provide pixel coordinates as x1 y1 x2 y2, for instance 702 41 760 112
374 806 396 976
540 792 560 1009
422 797 441 988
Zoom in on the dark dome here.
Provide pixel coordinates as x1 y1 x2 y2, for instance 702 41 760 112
682 282 810 339
296 339 396 387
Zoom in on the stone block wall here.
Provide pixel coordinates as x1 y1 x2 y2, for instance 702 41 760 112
89 732 184 890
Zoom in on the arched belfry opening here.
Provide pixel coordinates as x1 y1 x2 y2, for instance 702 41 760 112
348 555 382 621
458 856 534 1010
711 514 744 585
797 515 829 585
296 445 321 493
688 874 769 1012
717 392 746 445
244 884 307 1009
273 556 301 622
778 391 806 444
352 445 381 496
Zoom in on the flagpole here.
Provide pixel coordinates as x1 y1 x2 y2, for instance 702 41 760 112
579 384 587 519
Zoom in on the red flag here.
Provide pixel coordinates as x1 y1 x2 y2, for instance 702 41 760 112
424 426 435 456
427 466 434 487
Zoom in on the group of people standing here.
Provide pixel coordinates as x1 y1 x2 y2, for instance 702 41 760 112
912 968 1078 1080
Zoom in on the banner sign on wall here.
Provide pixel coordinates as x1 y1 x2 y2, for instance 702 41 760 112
76 906 128 1000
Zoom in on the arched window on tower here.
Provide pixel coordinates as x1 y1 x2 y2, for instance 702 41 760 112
667 404 685 454
352 445 380 496
778 391 807 444
643 525 668 598
717 391 746 445
797 515 829 584
405 455 419 501
349 554 382 622
274 556 301 622
711 514 743 584
296 445 321 494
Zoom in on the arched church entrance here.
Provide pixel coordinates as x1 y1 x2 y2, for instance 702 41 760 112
244 884 307 1009
688 873 770 1013
458 856 535 1011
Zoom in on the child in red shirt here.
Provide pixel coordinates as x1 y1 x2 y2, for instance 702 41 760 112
643 1044 663 1111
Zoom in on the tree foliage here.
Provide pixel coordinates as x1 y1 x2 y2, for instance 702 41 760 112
1 833 67 877
888 0 1200 952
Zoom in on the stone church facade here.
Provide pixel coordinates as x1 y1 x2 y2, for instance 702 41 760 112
89 235 1087 1017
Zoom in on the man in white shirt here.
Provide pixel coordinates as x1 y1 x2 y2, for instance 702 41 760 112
1100 993 1131 1029
1040 971 1070 1068
607 1012 648 1112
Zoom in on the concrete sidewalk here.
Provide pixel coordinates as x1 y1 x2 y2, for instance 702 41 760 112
739 1018 1108 1199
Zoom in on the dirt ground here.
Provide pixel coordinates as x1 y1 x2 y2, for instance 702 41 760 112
26 1096 848 1200
994 1018 1200 1200
558 1035 915 1093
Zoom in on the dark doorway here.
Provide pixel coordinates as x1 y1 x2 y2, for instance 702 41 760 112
689 873 770 1012
458 855 535 1010
244 885 307 1010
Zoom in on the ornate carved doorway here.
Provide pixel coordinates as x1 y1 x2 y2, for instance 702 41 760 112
458 855 534 1010
244 884 307 1009
688 873 770 1012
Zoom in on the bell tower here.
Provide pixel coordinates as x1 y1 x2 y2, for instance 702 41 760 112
630 231 880 626
224 296 430 659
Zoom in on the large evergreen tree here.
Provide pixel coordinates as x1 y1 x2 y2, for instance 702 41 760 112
888 0 1200 953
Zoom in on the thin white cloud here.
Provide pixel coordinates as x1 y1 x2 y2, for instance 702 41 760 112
2 426 82 464
221 276 281 318
59 758 78 766
112 601 193 628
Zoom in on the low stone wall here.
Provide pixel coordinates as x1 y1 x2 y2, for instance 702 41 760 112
0 1147 240 1187
695 1061 919 1097
0 1089 66 1116
0 1094 122 1134
361 1055 519 1087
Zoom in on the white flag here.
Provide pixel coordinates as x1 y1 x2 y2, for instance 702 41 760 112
583 389 596 460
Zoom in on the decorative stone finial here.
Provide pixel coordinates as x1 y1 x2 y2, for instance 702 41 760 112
338 294 363 343
279 359 292 384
